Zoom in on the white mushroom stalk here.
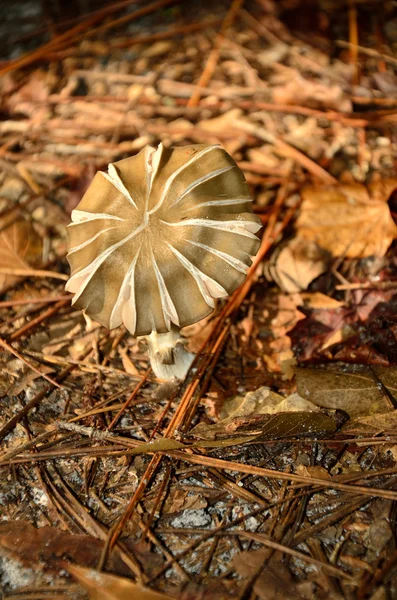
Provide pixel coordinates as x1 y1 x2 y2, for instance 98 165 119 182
66 143 261 380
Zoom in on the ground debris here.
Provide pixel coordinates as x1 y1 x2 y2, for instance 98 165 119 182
1 0 397 598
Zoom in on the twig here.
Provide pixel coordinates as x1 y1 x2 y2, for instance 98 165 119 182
10 299 70 341
107 367 151 430
348 0 359 85
234 120 338 184
0 294 71 308
187 0 244 107
111 17 224 49
337 40 397 67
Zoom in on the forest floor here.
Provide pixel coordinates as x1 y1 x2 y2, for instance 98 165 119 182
1 0 397 598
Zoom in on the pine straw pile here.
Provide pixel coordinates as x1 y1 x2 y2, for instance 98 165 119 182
1 0 397 598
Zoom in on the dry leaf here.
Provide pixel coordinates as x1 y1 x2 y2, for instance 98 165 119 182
267 237 330 292
199 108 243 133
271 72 352 112
142 41 174 58
190 411 338 442
246 146 281 170
300 292 344 309
118 346 140 376
220 386 319 419
0 522 130 577
319 324 356 351
7 365 56 396
296 465 331 481
67 564 175 600
162 490 207 514
0 218 42 291
233 549 313 599
296 181 397 258
296 366 396 417
7 70 51 119
342 410 397 436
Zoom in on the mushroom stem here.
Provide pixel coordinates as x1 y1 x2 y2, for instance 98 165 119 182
144 326 195 380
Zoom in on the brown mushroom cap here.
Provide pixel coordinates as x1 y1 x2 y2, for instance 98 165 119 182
66 143 261 336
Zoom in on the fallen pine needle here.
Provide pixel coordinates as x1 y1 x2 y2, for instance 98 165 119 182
0 294 71 308
0 268 69 281
0 336 62 389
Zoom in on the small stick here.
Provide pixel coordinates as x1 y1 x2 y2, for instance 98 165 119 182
235 120 337 185
188 0 244 107
0 294 71 309
112 17 223 49
10 299 70 341
337 40 397 67
348 0 359 85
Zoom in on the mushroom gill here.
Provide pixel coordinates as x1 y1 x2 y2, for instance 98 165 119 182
66 143 261 379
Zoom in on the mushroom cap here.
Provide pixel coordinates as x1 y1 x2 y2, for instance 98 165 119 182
66 143 261 336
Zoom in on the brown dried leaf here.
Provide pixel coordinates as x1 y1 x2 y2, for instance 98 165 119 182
296 465 332 481
199 108 243 133
7 70 51 119
0 218 42 291
271 72 351 112
233 550 313 599
189 411 338 442
0 522 130 576
142 41 175 58
296 366 396 417
162 490 207 514
67 564 174 600
296 181 397 258
220 386 319 419
268 238 330 292
119 346 140 376
342 410 397 436
300 292 344 310
7 364 56 396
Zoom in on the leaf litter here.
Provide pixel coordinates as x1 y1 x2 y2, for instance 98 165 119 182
1 1 397 599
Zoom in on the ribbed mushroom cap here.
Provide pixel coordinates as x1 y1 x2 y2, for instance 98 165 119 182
66 143 261 336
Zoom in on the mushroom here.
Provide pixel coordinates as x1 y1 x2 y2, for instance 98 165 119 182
66 143 261 379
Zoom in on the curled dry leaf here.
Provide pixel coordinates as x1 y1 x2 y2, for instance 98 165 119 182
296 181 397 259
67 563 175 600
220 386 319 419
266 237 330 292
0 217 43 292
